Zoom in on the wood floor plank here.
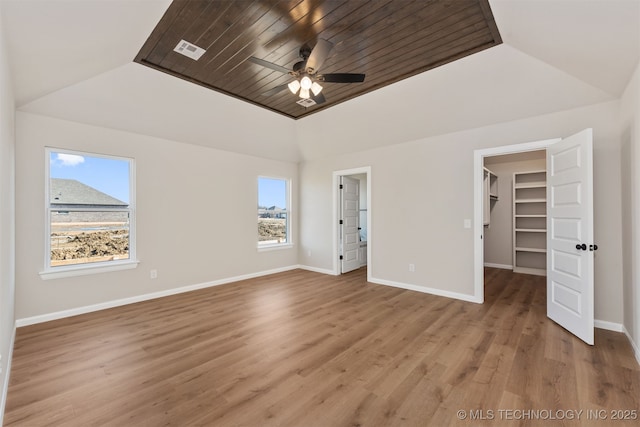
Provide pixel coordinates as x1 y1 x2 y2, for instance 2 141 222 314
4 267 639 426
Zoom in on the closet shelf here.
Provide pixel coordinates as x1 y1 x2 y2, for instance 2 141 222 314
515 198 546 203
515 247 547 253
513 170 547 276
514 182 546 189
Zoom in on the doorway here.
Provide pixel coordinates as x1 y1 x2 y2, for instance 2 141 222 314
483 150 547 275
473 138 559 302
473 130 596 344
333 167 371 280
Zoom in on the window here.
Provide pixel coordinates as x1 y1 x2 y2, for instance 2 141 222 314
258 177 290 248
43 148 136 278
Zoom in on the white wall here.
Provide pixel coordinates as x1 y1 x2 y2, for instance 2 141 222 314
620 61 640 359
0 8 16 422
483 158 546 268
15 112 298 320
299 100 623 324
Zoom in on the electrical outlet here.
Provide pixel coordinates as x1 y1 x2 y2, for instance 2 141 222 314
150 269 158 279
307 250 311 257
409 264 415 272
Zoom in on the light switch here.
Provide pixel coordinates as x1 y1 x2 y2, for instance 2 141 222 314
464 219 471 229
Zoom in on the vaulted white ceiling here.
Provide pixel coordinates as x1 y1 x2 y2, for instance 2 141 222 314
1 0 638 162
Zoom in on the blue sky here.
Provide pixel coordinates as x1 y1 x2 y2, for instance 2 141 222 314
50 152 130 203
258 177 286 209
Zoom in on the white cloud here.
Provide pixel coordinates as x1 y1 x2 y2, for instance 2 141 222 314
57 153 85 166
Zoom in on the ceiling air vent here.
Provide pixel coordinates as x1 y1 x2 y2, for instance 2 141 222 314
296 98 317 108
173 40 206 60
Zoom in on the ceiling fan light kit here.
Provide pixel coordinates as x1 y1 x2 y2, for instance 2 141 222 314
286 75 324 100
311 82 323 96
287 80 300 94
300 76 313 90
248 38 366 107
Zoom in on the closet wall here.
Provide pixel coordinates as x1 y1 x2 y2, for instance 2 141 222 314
483 151 546 269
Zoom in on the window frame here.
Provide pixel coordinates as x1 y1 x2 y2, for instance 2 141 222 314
257 176 293 251
40 147 138 280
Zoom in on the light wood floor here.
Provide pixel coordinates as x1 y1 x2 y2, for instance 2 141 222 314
4 268 640 426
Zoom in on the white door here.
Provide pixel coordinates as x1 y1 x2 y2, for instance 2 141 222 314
547 128 595 345
341 176 360 273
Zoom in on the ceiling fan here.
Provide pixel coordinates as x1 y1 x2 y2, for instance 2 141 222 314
248 39 365 107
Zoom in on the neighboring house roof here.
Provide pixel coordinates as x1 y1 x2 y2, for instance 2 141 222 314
50 178 127 206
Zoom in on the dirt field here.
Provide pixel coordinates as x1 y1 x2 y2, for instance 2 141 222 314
50 228 129 266
258 218 286 242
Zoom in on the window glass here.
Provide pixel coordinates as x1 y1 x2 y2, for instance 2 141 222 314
258 177 289 246
47 150 134 268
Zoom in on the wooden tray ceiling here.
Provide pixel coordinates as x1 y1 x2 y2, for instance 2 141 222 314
135 0 502 120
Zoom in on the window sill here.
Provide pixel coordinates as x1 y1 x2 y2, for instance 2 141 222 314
40 259 140 280
257 243 294 252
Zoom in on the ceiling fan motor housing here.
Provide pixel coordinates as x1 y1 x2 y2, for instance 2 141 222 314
299 45 312 60
293 60 306 74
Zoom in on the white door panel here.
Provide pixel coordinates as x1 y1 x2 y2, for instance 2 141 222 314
547 128 594 345
550 217 581 241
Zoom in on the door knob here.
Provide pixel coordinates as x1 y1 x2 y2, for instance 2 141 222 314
589 244 598 251
576 243 587 251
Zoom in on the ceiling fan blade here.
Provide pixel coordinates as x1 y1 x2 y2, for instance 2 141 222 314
262 83 290 97
311 92 326 105
248 56 291 74
319 73 366 83
305 39 333 74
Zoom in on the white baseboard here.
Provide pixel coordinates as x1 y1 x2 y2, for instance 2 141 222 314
16 265 300 327
0 323 16 427
369 276 482 304
623 325 640 367
594 319 624 332
484 263 513 270
296 264 337 275
595 321 639 367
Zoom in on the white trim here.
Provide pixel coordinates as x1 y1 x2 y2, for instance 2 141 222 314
257 243 294 252
594 319 624 332
40 259 139 280
484 263 513 270
473 138 560 303
369 276 482 304
297 264 338 275
44 147 137 277
0 324 16 427
332 167 372 282
623 325 640 366
17 265 299 327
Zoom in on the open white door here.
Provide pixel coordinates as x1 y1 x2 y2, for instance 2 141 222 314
341 176 360 273
547 128 595 345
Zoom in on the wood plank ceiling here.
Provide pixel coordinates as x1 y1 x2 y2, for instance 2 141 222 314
135 0 502 119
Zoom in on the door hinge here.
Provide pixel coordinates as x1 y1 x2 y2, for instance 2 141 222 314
339 219 343 225
340 255 344 260
339 184 343 189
